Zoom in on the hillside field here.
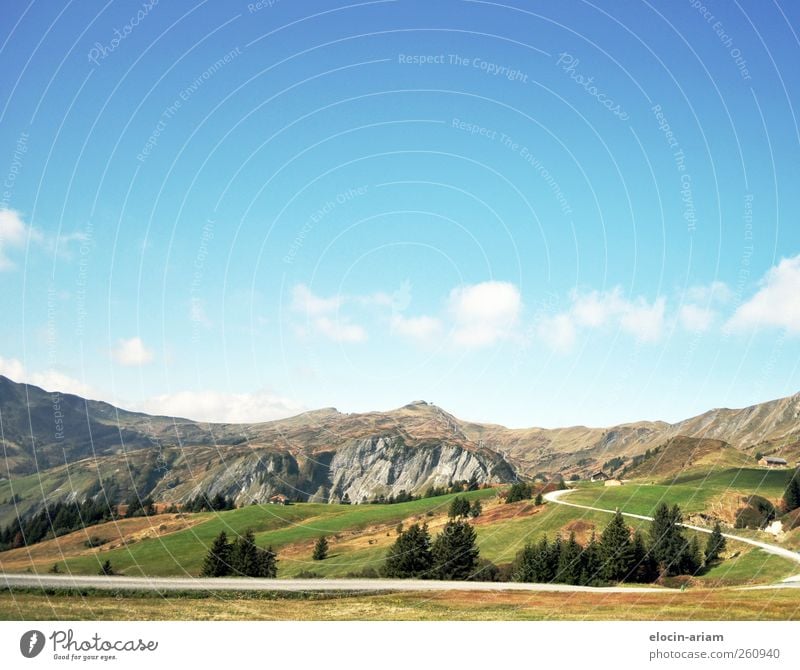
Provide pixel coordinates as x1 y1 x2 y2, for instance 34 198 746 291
2 471 798 589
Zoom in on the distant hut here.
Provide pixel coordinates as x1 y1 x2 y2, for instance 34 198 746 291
590 471 610 482
269 493 289 505
758 456 788 468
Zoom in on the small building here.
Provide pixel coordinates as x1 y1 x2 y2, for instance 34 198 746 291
759 456 788 468
269 494 289 505
604 479 623 487
590 471 609 482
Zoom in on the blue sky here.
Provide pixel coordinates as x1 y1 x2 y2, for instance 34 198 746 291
1 0 799 428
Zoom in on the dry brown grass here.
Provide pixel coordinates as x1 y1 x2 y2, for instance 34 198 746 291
2 587 799 621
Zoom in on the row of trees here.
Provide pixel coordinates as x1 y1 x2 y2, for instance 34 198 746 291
513 504 726 585
505 482 544 505
184 493 236 513
0 498 117 551
383 520 480 580
448 496 482 519
200 529 278 577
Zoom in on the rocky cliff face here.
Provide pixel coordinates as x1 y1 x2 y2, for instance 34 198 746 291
327 436 516 503
172 436 516 506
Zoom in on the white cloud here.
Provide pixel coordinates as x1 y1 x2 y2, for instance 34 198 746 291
727 255 800 334
112 337 154 366
685 281 733 304
619 296 666 342
313 316 367 343
539 287 666 351
679 304 714 332
0 355 94 396
291 283 342 315
536 313 576 353
0 356 26 379
391 314 442 341
448 281 521 348
677 281 732 333
0 209 42 270
140 389 305 423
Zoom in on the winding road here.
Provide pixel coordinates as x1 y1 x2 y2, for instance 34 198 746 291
544 488 800 586
1 572 665 593
2 490 797 593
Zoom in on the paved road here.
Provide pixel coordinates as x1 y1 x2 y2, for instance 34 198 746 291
0 572 668 594
544 488 800 582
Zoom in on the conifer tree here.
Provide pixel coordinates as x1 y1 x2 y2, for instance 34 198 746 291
783 470 800 512
649 503 687 577
448 496 472 519
704 522 726 564
383 523 433 578
630 530 658 583
556 532 582 585
599 511 634 582
578 532 604 586
231 529 260 576
201 530 232 577
431 519 480 580
312 535 329 561
469 499 483 518
255 545 278 578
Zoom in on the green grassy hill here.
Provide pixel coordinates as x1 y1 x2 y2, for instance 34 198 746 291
3 471 797 587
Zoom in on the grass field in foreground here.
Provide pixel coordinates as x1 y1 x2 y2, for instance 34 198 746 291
1 587 799 620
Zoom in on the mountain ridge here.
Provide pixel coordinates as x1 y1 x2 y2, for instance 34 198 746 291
1 375 798 522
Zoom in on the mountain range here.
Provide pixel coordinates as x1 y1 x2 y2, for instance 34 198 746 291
1 375 799 523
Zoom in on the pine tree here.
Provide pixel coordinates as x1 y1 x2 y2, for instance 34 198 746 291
630 530 658 583
534 493 543 506
431 519 480 580
783 470 800 512
505 482 532 503
383 523 433 578
578 532 604 586
514 535 557 583
98 559 114 576
255 545 278 578
231 529 259 576
599 511 634 582
680 536 703 575
649 503 687 577
312 535 329 561
556 532 582 584
704 522 726 564
201 530 233 577
448 496 471 519
469 500 483 518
